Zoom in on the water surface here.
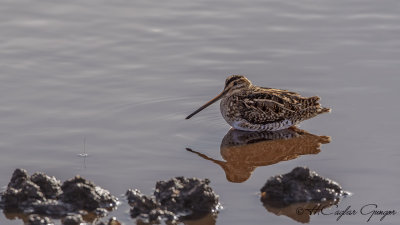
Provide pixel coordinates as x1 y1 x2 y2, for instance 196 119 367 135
1 0 399 224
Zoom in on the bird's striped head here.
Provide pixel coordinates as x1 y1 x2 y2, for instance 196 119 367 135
185 75 252 119
224 75 252 93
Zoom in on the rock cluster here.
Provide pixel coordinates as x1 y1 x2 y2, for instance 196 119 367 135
126 177 220 223
260 167 345 205
0 168 118 219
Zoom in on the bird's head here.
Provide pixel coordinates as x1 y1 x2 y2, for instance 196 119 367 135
185 75 252 119
223 75 252 95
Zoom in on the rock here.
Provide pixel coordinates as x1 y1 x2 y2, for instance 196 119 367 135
154 177 219 215
60 175 118 211
126 177 219 223
2 180 46 208
2 169 59 210
107 217 122 225
31 199 73 216
148 209 176 223
1 168 117 221
27 214 54 225
94 217 122 225
9 168 29 189
126 189 158 218
95 207 108 217
62 214 84 225
260 167 345 205
126 189 176 223
31 172 62 199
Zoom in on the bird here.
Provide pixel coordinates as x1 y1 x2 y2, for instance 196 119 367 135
185 75 330 131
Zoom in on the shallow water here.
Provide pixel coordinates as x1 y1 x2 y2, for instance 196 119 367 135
1 0 400 224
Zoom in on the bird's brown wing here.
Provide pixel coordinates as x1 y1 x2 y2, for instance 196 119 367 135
239 86 328 124
238 88 303 124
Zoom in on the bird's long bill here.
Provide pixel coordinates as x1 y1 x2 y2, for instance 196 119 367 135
185 90 227 119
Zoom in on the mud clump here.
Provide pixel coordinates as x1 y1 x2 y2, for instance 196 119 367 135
60 175 117 211
27 214 54 225
126 189 161 218
261 167 345 205
1 169 56 209
126 177 220 224
94 216 122 225
0 168 118 219
31 172 62 199
155 177 219 215
62 214 84 225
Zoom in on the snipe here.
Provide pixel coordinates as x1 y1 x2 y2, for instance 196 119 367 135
186 75 330 131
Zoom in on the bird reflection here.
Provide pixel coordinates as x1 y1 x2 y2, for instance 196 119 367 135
186 127 330 183
262 199 338 223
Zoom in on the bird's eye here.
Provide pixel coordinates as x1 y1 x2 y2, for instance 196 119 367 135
233 81 238 85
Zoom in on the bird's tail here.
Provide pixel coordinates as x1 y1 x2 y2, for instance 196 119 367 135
318 107 331 114
307 96 331 114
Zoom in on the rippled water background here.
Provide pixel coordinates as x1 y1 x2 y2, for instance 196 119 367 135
1 0 400 224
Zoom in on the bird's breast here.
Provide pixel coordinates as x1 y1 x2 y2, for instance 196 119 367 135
220 95 243 124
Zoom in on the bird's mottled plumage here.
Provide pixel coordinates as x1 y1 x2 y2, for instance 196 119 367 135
186 75 330 131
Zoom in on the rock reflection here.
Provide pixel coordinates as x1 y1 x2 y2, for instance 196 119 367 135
182 213 217 225
136 213 217 225
2 209 99 224
186 127 330 183
263 200 338 223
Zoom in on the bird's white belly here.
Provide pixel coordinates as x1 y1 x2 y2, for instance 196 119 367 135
230 119 294 131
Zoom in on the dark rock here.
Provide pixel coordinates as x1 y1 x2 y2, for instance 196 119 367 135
148 209 176 223
127 177 219 223
126 189 158 218
2 180 46 208
9 168 29 189
60 175 117 211
107 217 122 225
1 168 117 221
31 172 62 199
94 217 122 225
260 167 344 205
62 214 84 225
31 199 73 216
154 177 219 215
95 207 108 217
27 214 54 225
2 169 58 210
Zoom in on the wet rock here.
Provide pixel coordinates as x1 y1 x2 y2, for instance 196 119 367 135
31 199 73 216
126 189 176 223
107 217 122 225
62 214 84 225
31 172 62 199
2 180 46 208
2 169 61 210
126 189 158 218
9 168 29 189
95 207 108 217
1 168 117 220
127 177 219 223
27 214 54 225
260 167 345 205
60 176 117 211
148 209 176 223
154 177 219 215
94 217 122 225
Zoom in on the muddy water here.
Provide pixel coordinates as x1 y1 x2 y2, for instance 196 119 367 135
1 0 399 224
